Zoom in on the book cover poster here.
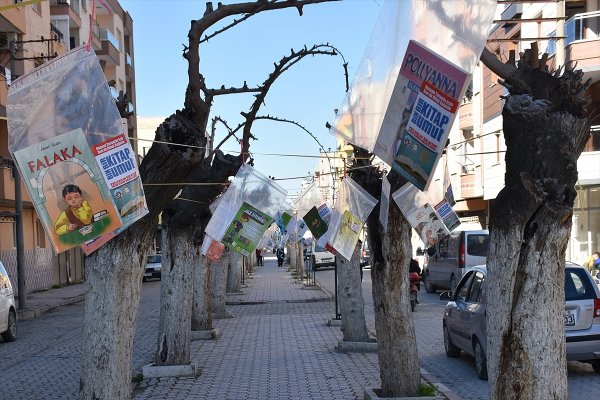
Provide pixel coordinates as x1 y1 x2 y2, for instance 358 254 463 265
434 199 461 232
206 240 225 262
406 203 448 247
81 134 149 255
12 128 122 253
303 206 328 239
331 210 362 261
222 202 273 257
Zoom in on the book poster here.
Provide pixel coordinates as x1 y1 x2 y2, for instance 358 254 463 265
206 240 225 262
303 206 327 239
222 202 273 257
434 199 461 232
331 210 362 261
12 128 122 253
406 203 448 247
81 133 149 254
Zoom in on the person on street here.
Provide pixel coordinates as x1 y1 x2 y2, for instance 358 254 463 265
585 251 600 274
276 247 285 267
255 248 263 266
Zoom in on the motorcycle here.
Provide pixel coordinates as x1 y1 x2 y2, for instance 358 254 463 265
409 271 421 312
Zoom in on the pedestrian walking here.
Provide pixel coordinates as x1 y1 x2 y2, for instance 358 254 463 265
255 248 263 266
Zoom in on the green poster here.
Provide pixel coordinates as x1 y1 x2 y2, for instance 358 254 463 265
303 206 328 239
281 212 292 228
222 202 273 257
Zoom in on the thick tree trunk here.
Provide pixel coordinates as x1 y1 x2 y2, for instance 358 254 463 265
370 202 420 396
79 219 156 400
487 93 589 399
155 223 196 366
192 255 212 331
211 250 229 314
80 111 206 399
226 251 242 293
337 244 369 342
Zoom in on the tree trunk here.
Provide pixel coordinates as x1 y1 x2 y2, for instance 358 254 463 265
337 244 369 342
226 251 242 293
192 255 212 331
487 92 590 399
370 201 420 396
155 223 197 366
79 220 156 400
211 250 229 314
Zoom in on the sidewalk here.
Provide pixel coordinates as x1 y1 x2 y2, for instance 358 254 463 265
15 281 87 321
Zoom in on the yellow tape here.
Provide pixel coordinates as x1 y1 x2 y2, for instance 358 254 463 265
0 0 47 12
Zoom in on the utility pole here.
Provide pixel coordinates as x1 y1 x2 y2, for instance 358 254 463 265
9 39 26 309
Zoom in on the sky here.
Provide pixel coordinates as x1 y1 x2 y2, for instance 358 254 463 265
120 0 382 198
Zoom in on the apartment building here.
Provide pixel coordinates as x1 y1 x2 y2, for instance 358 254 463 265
435 0 600 265
0 0 137 293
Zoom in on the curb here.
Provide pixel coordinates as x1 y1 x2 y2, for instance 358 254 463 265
16 293 87 322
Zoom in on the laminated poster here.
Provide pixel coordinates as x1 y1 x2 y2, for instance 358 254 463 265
406 203 448 247
303 206 328 239
12 128 122 253
434 199 461 232
331 210 362 261
222 202 274 257
206 240 225 262
81 133 149 254
375 40 468 191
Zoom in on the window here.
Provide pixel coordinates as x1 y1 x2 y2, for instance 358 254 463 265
438 236 449 258
565 268 595 301
467 272 485 302
467 234 489 257
455 271 474 302
36 220 46 248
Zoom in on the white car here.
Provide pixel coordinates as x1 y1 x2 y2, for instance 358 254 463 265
0 261 17 342
143 254 162 282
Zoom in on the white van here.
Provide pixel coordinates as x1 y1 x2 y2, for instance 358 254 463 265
422 229 489 292
311 242 336 270
0 261 17 342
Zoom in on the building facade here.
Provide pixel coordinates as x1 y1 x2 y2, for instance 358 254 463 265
0 0 137 293
433 0 600 265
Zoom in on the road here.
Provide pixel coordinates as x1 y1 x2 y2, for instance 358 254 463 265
0 280 161 400
314 266 600 400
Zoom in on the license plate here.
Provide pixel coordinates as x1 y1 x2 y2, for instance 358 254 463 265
144 272 152 277
564 312 575 326
322 258 332 262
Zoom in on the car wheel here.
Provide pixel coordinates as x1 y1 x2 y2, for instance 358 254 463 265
443 324 460 357
592 360 600 374
449 275 457 292
474 339 488 380
424 272 436 293
1 310 17 342
142 276 147 282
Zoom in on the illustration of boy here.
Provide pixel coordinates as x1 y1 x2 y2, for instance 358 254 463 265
54 184 93 235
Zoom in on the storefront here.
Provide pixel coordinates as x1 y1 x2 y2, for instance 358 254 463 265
569 185 600 265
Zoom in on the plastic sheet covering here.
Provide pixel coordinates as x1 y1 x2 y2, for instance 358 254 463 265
379 175 391 233
329 0 496 158
293 182 323 217
328 177 378 260
7 47 148 254
205 164 288 245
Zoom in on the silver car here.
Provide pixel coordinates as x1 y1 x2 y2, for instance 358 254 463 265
441 263 600 380
0 261 17 342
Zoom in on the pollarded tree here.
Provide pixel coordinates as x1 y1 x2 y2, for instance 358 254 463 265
480 43 591 399
79 1 340 399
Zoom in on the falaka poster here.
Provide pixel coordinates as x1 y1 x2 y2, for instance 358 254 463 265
222 202 273 257
80 133 149 255
375 40 468 191
12 128 122 253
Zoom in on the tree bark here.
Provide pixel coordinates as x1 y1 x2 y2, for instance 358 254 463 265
211 250 229 314
226 251 242 293
369 201 420 397
155 223 196 366
337 244 370 342
192 255 212 331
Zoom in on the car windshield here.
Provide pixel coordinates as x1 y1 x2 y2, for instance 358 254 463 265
467 234 489 257
147 255 161 263
315 245 327 252
565 267 596 301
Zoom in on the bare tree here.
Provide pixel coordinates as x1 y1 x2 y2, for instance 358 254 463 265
479 43 591 399
79 1 340 398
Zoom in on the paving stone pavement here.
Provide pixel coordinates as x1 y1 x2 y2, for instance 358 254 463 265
134 257 384 400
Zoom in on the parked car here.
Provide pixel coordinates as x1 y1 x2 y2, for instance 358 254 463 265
360 240 370 268
143 254 162 281
423 229 489 293
311 243 336 270
0 261 17 342
440 263 600 380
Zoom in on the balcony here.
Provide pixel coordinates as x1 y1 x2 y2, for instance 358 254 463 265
459 101 473 130
125 52 134 82
565 11 600 72
50 0 81 28
96 28 120 66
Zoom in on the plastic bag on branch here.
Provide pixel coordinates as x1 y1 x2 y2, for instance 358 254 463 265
328 0 495 190
392 181 460 248
7 47 148 254
205 164 287 257
328 177 378 260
